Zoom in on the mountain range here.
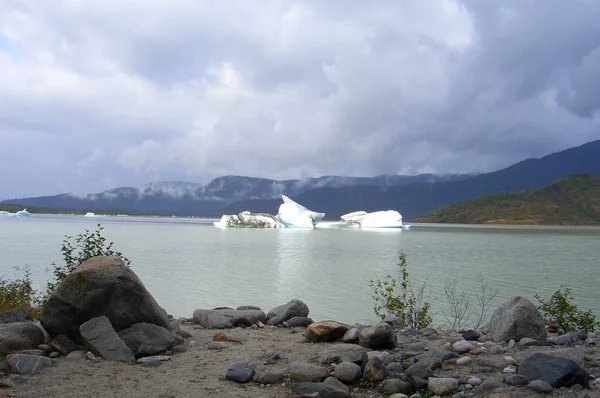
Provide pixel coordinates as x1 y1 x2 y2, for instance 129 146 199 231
3 139 600 220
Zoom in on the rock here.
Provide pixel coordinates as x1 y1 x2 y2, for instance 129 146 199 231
48 351 60 358
49 334 79 356
305 321 349 343
266 299 309 325
118 323 176 357
192 309 266 329
518 352 590 388
18 349 46 356
323 376 350 392
0 322 44 356
225 363 255 383
254 371 284 384
341 350 368 370
175 329 192 339
368 351 394 366
342 327 361 343
66 350 87 360
358 323 396 349
383 315 406 328
527 380 553 393
462 330 480 341
0 309 32 324
284 317 314 328
518 337 539 347
79 316 135 363
5 354 54 375
477 357 508 370
467 377 482 386
381 379 412 395
428 378 459 396
290 382 325 396
551 334 584 346
476 378 503 394
504 374 529 386
406 362 434 379
333 362 362 384
207 342 228 350
37 344 52 353
136 355 170 364
363 357 387 382
386 362 405 378
456 356 472 366
236 305 262 311
407 375 428 391
288 362 330 382
452 340 474 354
489 296 547 342
40 256 170 343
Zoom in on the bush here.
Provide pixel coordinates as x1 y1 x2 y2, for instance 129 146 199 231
0 266 42 319
535 286 600 334
370 252 433 329
44 224 130 300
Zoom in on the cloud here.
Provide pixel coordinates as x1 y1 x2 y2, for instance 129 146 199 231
1 0 599 197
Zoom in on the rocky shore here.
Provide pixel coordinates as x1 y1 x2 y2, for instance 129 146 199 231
1 256 600 397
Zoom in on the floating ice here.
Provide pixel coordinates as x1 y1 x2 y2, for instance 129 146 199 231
276 195 325 228
328 210 409 229
0 208 30 217
213 211 285 228
16 208 30 217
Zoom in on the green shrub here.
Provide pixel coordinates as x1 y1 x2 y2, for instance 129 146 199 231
0 266 42 319
370 251 433 329
535 286 600 334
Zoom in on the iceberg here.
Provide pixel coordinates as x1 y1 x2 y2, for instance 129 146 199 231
16 208 30 217
316 210 410 229
213 195 324 229
276 195 325 228
213 211 285 228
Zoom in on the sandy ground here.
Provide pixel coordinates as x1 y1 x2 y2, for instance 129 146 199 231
5 323 600 398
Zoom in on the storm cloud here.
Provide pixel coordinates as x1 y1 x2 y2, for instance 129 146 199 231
1 0 599 198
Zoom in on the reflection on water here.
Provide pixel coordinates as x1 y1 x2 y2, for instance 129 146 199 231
1 215 599 325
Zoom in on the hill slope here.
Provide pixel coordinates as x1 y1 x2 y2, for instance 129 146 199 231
414 174 600 225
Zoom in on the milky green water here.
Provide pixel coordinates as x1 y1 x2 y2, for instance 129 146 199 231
1 214 599 326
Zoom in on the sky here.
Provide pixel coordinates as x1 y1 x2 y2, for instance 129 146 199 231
1 1 600 198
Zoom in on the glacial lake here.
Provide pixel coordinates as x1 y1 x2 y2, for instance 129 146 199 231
1 214 600 327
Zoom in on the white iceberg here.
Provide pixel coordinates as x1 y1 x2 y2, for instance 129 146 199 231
317 210 410 229
276 195 325 228
0 208 30 217
213 211 285 228
16 208 30 217
213 195 324 229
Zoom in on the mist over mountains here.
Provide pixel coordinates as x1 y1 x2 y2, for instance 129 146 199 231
3 139 600 220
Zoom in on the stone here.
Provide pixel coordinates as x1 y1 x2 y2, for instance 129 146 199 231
323 376 350 392
66 350 87 360
381 379 412 395
236 305 262 311
305 321 349 343
284 317 314 328
288 362 330 382
383 315 406 328
192 309 266 329
476 378 503 394
363 357 387 382
254 371 284 384
0 322 44 356
40 256 170 343
477 356 508 370
5 354 54 375
367 350 394 366
266 299 309 325
118 323 176 357
452 340 474 354
527 380 553 393
176 330 192 339
456 356 472 366
467 377 482 386
342 327 361 343
17 349 46 356
462 329 480 341
386 362 405 378
49 334 79 356
290 382 325 396
427 378 459 396
504 374 529 386
48 351 60 358
518 337 539 346
225 363 255 383
136 355 170 364
79 316 135 363
518 352 590 388
358 323 396 349
406 362 434 379
37 344 52 353
489 296 547 342
551 334 584 346
333 361 362 384
341 349 368 370
0 309 32 324
207 341 228 350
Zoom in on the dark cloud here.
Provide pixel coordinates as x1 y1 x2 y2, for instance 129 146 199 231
0 0 599 198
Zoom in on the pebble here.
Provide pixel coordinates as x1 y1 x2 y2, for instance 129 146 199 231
456 357 472 366
528 380 553 393
467 377 482 386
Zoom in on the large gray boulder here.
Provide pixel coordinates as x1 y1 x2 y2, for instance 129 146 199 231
5 354 55 375
0 322 45 356
118 323 177 357
192 309 266 328
79 316 135 363
358 323 396 349
489 296 547 342
266 299 309 325
40 256 170 343
518 353 590 389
